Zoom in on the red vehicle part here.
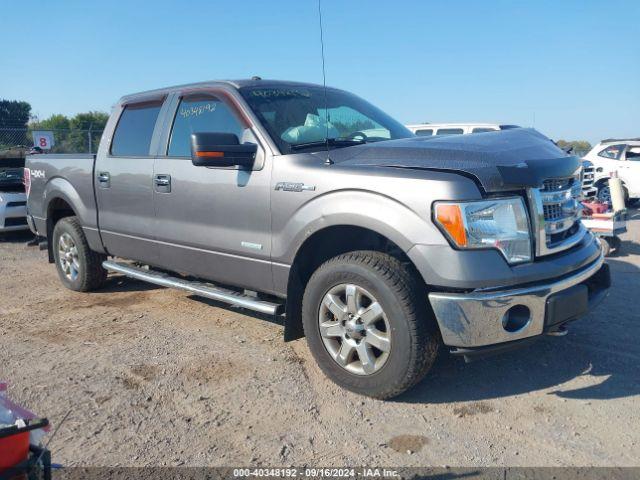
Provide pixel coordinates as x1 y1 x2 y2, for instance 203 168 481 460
0 429 30 471
582 200 609 215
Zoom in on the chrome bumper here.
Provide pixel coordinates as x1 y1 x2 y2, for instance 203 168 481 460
0 195 28 232
428 252 607 348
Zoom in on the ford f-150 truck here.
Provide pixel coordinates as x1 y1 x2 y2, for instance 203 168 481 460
25 79 610 399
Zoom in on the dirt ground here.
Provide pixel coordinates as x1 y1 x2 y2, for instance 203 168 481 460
1 212 639 468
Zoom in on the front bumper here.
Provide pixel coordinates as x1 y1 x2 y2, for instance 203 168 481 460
0 192 28 232
428 253 609 348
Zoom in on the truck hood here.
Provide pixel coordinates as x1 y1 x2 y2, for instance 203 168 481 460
330 128 580 192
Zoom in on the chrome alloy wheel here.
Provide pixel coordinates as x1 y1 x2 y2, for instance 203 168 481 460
58 232 80 281
318 283 391 375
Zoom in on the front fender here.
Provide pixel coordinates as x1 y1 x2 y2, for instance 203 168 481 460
272 189 446 266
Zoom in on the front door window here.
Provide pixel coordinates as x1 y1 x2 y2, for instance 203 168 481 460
167 95 246 158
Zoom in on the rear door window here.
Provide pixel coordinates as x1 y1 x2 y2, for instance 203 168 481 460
598 144 625 160
435 128 464 135
167 95 245 157
627 147 640 161
111 101 163 156
415 129 433 136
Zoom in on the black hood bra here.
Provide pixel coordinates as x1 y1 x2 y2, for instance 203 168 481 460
330 128 581 192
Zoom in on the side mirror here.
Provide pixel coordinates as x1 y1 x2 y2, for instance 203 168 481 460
190 132 257 168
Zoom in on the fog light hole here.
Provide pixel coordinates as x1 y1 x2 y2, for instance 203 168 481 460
502 305 531 332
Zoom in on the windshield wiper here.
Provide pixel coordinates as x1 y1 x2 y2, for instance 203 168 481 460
289 137 366 151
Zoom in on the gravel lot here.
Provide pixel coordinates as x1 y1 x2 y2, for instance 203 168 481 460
1 212 639 467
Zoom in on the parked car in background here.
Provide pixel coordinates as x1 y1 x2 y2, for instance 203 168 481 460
25 79 609 399
582 138 640 204
0 150 28 233
406 123 520 137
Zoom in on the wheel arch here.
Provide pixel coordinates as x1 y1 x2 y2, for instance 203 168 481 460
45 196 79 263
43 176 105 260
283 224 424 341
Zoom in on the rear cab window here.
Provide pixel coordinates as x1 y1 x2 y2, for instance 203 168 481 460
110 101 163 156
167 95 247 157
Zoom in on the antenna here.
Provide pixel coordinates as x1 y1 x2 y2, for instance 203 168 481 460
318 0 332 164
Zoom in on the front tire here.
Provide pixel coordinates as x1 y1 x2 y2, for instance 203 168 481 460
52 216 107 292
302 251 439 399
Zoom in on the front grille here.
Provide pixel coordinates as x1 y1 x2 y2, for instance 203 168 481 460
581 165 597 199
528 174 585 256
543 178 572 191
7 201 26 208
543 203 563 221
4 217 27 227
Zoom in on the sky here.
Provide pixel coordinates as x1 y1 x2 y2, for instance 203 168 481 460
1 0 638 144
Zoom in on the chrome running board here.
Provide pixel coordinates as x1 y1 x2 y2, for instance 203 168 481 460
102 260 284 316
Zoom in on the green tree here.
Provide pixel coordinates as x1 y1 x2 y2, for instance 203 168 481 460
32 111 109 153
0 99 31 128
69 112 109 153
32 114 72 153
0 99 32 150
69 111 109 131
556 139 592 155
37 114 71 131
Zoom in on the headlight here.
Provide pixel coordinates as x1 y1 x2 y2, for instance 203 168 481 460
434 197 532 264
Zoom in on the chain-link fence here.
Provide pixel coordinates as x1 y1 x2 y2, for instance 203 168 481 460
0 127 103 154
0 126 592 158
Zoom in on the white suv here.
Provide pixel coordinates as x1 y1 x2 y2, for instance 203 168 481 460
406 123 520 137
582 138 640 203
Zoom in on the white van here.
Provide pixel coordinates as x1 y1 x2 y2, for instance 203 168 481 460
406 123 520 137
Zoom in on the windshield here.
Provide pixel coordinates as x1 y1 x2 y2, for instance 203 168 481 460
239 86 413 153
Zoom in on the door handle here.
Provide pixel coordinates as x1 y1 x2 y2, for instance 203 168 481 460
97 171 110 187
154 175 171 186
154 174 171 192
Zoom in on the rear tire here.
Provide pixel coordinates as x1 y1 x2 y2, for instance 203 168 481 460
52 216 107 292
302 251 439 399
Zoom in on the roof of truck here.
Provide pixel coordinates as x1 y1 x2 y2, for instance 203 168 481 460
119 79 328 103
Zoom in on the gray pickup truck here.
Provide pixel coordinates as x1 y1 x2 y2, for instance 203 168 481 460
25 79 610 399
